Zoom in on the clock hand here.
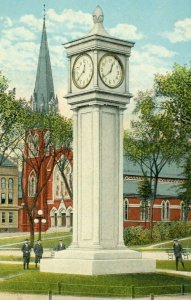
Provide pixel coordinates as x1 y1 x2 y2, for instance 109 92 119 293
103 60 115 78
76 64 85 81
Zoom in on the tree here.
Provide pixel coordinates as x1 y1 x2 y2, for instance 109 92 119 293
155 63 191 221
138 175 152 225
155 63 191 130
177 154 191 221
0 72 8 93
0 72 30 163
124 90 182 239
14 111 72 245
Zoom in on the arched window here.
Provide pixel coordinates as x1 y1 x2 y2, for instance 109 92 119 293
27 133 39 157
53 159 72 200
166 201 170 220
161 200 170 221
56 174 60 196
28 171 37 197
161 201 165 220
180 201 185 221
123 198 128 221
1 178 6 189
44 131 51 155
8 178 13 190
140 200 149 221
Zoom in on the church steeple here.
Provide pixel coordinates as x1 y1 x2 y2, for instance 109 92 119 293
31 5 58 114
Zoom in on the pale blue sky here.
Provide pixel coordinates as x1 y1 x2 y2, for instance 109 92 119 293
0 0 191 122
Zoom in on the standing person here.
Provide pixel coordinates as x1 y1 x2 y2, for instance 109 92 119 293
34 240 43 268
173 239 185 271
55 239 66 251
21 239 31 270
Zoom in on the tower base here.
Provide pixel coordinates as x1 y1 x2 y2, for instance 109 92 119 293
40 249 156 275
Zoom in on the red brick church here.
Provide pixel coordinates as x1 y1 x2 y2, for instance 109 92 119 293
18 14 189 233
18 15 73 233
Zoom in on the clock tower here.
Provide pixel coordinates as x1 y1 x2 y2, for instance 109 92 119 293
40 6 156 275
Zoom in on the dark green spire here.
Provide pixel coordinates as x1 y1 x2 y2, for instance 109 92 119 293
31 7 58 113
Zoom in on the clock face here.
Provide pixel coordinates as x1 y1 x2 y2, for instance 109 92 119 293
72 54 93 89
99 54 124 88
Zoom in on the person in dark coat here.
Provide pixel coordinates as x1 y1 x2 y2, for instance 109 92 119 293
173 239 185 271
55 239 66 251
34 240 43 268
21 239 31 269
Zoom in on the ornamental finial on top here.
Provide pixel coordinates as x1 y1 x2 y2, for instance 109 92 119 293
93 6 104 24
87 5 109 37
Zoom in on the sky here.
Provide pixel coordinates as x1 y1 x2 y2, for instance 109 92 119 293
0 0 191 126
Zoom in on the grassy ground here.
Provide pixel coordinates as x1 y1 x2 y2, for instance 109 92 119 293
0 263 191 297
0 232 72 249
0 234 191 297
157 260 191 271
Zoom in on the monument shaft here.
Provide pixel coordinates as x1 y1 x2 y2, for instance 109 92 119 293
72 105 124 249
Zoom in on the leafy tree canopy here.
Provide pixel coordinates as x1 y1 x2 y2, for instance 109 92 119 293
155 63 191 130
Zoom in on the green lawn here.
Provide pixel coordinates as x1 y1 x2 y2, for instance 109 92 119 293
157 260 191 271
0 232 72 249
1 235 191 297
0 262 191 297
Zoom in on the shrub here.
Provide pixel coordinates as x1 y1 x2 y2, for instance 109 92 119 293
124 221 191 246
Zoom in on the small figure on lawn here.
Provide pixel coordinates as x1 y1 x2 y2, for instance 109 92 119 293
173 239 185 271
34 239 43 268
21 238 31 270
55 239 66 251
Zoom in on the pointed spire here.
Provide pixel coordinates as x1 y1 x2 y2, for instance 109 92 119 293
32 5 58 114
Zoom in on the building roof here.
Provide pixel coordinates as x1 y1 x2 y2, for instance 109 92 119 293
0 155 17 167
123 155 184 198
123 156 184 179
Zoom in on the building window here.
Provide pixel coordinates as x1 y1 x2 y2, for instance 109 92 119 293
27 133 39 157
166 201 170 220
1 193 6 204
140 200 149 221
44 131 51 155
180 201 186 221
8 193 13 204
8 178 13 189
54 157 72 200
1 178 6 189
124 198 128 221
161 200 170 221
28 172 37 197
2 212 5 224
9 212 13 223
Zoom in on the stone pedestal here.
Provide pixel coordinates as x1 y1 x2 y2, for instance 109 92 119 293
40 249 155 275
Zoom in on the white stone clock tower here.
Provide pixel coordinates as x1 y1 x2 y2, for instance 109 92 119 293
40 6 155 275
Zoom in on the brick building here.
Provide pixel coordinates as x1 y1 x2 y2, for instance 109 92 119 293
123 156 188 228
0 156 19 232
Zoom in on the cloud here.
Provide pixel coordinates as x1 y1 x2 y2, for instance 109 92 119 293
0 16 13 27
2 26 36 41
109 23 143 41
163 18 191 43
47 8 92 31
20 14 42 31
130 44 175 95
143 44 176 58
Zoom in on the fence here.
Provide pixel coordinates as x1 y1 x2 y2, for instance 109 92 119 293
1 281 191 298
